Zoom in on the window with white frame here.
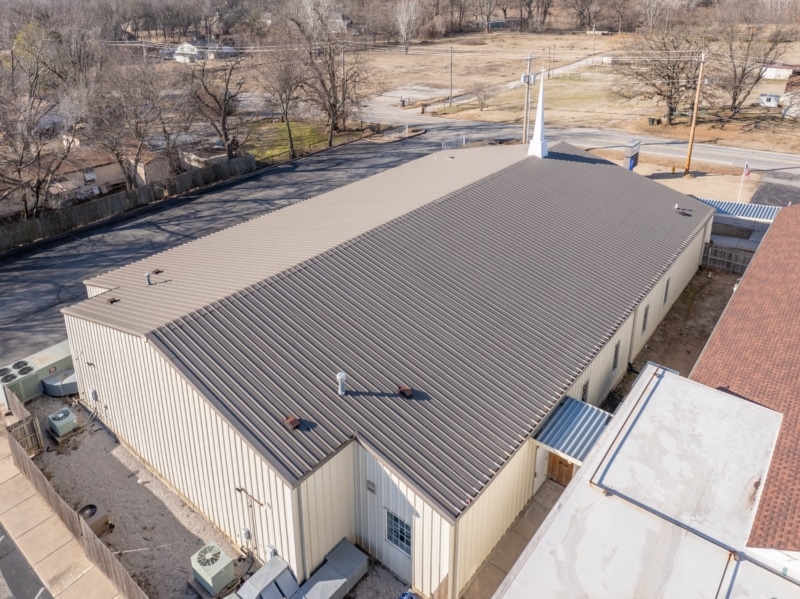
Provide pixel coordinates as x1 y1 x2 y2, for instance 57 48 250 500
386 510 411 556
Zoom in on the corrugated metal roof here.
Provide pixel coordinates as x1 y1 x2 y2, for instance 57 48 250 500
64 145 531 335
98 143 715 521
533 397 611 463
695 198 780 222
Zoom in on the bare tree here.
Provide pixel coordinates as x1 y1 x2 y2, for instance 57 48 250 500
613 29 706 124
637 0 668 33
710 0 790 114
471 82 495 110
608 0 636 33
288 0 369 147
395 0 420 52
0 25 85 219
257 47 307 159
189 54 248 159
475 0 497 31
564 0 601 29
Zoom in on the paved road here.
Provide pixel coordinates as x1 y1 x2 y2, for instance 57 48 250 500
0 524 51 599
2 117 800 365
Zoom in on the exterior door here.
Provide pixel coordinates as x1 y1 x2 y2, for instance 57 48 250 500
547 453 574 486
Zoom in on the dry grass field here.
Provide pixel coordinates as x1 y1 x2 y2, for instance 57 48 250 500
363 32 800 154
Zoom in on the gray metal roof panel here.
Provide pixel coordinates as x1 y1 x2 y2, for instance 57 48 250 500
695 197 780 222
135 144 714 520
534 397 611 462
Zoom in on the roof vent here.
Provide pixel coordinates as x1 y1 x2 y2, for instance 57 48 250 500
283 415 300 430
106 297 120 304
145 272 152 286
397 385 414 399
336 371 347 396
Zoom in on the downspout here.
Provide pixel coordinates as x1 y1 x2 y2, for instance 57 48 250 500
448 518 460 599
296 485 309 582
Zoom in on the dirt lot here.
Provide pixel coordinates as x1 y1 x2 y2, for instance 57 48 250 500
607 269 739 407
28 395 238 599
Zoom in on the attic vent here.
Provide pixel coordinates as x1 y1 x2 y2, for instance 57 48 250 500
106 297 120 304
366 480 376 494
397 385 414 399
283 415 300 430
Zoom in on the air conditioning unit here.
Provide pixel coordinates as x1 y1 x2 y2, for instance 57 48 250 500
42 370 78 397
191 543 235 596
1 340 74 405
48 408 78 438
78 504 111 536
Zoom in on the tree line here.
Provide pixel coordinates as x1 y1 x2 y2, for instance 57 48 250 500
0 0 797 220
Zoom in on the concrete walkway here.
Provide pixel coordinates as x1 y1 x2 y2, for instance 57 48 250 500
0 428 119 599
460 480 564 599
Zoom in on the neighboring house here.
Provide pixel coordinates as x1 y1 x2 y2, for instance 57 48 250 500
494 363 796 598
50 147 126 204
761 63 797 79
691 204 800 580
62 94 713 599
133 151 170 187
174 41 235 63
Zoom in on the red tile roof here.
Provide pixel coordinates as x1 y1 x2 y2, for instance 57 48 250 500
691 204 800 550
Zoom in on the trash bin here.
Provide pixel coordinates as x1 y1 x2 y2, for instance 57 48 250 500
648 117 655 126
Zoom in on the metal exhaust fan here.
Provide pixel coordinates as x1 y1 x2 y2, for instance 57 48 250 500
47 407 78 437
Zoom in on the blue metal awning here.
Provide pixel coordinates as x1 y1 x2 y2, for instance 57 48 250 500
533 397 612 464
694 198 780 222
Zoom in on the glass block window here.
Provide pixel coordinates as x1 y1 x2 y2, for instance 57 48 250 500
386 510 411 556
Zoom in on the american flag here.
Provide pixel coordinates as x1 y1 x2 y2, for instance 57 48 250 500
744 163 751 178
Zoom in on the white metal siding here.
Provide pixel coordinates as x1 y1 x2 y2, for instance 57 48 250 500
298 442 357 579
566 315 635 407
454 439 537 596
64 315 299 573
629 229 706 359
86 284 111 298
354 445 450 597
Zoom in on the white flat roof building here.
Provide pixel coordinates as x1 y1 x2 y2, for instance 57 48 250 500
494 364 799 599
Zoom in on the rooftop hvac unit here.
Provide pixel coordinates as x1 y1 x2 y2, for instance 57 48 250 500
42 370 78 397
191 543 235 596
1 340 74 404
48 408 78 438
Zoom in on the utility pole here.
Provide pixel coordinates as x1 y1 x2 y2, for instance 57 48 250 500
522 52 533 143
449 47 453 108
591 24 596 64
684 51 706 177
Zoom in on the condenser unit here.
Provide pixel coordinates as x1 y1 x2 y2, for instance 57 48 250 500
48 408 78 438
1 340 74 405
191 543 235 596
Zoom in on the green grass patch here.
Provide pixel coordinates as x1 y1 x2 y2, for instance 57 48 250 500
245 120 332 161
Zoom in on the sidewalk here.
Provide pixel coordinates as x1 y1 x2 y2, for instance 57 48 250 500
0 428 119 599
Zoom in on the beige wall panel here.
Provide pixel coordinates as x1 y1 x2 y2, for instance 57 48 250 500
354 445 450 597
64 316 299 573
455 438 537 595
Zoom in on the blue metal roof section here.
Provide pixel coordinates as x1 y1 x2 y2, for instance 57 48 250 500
694 198 780 222
534 397 612 463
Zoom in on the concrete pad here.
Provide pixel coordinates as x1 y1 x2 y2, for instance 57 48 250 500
486 530 530 573
36 538 93 595
460 562 507 599
2 493 51 539
533 481 564 510
0 473 36 514
510 501 551 540
0 456 19 485
55 565 118 599
17 515 73 564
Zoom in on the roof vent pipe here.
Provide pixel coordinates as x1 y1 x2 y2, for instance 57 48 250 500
145 272 152 286
336 371 347 396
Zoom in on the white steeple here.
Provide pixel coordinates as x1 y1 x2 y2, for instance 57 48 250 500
528 70 548 159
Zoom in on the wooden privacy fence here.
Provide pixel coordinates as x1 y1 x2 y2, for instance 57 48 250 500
4 393 148 598
5 389 44 457
1 155 256 253
703 244 753 274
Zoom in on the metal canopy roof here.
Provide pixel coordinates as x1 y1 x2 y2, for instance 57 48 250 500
695 197 780 222
534 397 611 464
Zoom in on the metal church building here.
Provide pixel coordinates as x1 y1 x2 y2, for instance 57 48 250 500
63 114 713 597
